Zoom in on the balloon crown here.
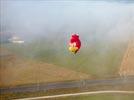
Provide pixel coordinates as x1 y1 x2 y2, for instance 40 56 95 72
71 33 79 38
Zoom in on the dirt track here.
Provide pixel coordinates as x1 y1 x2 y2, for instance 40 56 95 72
119 39 134 76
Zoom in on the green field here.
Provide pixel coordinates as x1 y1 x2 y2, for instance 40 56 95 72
53 94 134 100
1 38 128 78
1 91 134 100
1 87 134 100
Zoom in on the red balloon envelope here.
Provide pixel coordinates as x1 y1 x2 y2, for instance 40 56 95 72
69 34 81 54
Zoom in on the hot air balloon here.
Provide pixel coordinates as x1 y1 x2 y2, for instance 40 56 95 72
69 34 81 54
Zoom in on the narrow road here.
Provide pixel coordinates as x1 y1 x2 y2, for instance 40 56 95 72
1 76 134 94
16 90 134 100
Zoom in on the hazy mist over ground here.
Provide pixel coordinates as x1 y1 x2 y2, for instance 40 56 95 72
1 1 134 76
1 1 134 42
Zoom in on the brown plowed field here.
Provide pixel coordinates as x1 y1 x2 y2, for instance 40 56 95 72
0 48 90 87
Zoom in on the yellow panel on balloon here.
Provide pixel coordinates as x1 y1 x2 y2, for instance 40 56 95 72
69 46 78 53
